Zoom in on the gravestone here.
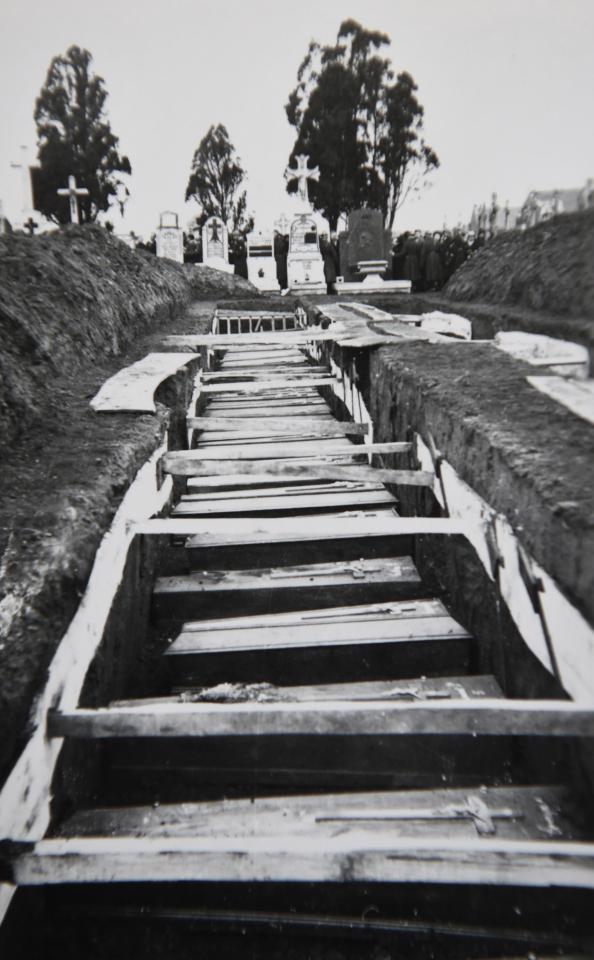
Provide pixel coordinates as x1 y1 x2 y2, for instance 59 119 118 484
246 230 279 291
286 214 325 292
202 215 234 274
156 211 184 263
338 208 391 283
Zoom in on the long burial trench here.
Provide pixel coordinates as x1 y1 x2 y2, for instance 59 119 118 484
1 303 594 957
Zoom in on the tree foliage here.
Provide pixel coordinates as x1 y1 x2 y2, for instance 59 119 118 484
285 20 439 229
185 124 252 238
33 45 131 224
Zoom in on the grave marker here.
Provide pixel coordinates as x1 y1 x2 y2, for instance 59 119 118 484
338 208 391 283
156 211 184 263
246 229 279 291
202 215 234 273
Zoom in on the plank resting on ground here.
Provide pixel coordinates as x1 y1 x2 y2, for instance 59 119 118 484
90 353 199 413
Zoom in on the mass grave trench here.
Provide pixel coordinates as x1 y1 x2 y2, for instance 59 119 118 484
43 295 594 816
2 291 594 956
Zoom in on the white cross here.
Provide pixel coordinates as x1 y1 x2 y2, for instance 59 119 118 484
284 154 319 210
57 175 90 224
274 212 291 234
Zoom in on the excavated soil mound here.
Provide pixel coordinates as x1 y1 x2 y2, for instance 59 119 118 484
0 226 256 452
445 210 594 319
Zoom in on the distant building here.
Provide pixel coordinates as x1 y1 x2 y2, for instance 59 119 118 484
468 179 593 235
518 178 594 229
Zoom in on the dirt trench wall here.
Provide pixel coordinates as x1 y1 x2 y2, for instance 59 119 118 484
0 226 255 453
445 210 594 320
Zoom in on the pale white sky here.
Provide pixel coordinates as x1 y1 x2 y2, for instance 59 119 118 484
1 0 593 237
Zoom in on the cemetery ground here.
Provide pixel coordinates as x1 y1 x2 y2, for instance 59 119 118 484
0 217 594 955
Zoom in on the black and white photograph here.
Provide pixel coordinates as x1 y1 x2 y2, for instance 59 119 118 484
0 0 593 956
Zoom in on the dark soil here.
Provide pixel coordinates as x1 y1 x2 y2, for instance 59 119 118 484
0 225 256 452
444 210 594 320
0 226 258 787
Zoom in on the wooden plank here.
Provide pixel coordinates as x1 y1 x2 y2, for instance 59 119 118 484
152 557 422 619
90 353 199 413
189 439 363 459
527 375 594 426
188 417 369 436
11 835 594 887
135 515 466 542
170 441 410 461
164 459 432 486
178 597 454 630
171 489 398 516
161 332 337 347
193 432 348 445
200 378 337 394
201 367 328 381
48 698 594 740
182 480 386 499
58 784 566 841
202 405 329 417
122 675 504 706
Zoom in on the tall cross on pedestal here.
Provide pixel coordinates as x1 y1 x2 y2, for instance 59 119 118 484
57 175 89 224
284 154 319 210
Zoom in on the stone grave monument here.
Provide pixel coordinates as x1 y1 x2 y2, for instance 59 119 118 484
286 215 325 292
337 207 411 293
284 155 325 292
156 211 184 263
202 215 234 274
246 230 279 291
338 208 391 282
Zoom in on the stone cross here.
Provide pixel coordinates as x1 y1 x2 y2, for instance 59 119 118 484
284 154 320 209
274 213 291 235
24 216 38 236
57 175 90 224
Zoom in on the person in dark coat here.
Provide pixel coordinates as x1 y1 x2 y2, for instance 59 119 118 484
322 234 339 295
424 232 444 290
403 230 422 291
274 231 289 290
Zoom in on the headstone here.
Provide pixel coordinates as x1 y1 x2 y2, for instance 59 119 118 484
246 230 279 291
338 208 391 283
156 211 184 263
286 213 325 292
202 215 233 274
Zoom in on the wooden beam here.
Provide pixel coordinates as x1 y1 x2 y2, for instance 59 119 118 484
118 675 503 707
168 441 410 460
171 489 397 517
187 417 369 436
134 515 466 541
163 459 432 486
161 332 337 348
9 835 594 888
199 378 337 394
48 698 594 739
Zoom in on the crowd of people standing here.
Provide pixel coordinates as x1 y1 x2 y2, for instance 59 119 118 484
392 228 486 292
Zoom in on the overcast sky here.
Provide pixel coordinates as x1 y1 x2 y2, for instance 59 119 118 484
1 0 593 237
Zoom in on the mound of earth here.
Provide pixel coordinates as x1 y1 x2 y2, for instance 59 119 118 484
0 225 256 452
445 210 594 319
